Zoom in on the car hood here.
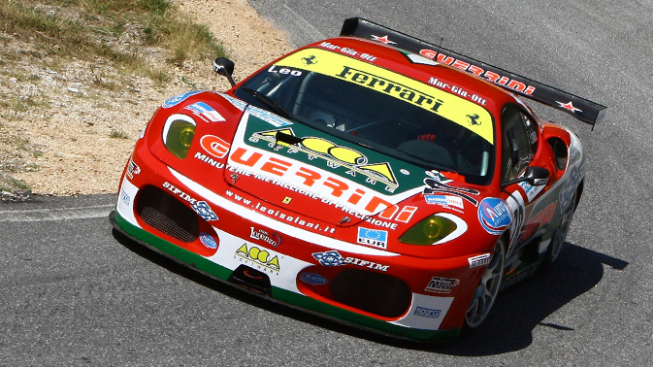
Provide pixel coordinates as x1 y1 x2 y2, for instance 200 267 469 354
223 105 427 226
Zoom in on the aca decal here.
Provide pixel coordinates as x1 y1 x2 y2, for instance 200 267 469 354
425 276 460 294
311 250 389 271
468 253 491 268
249 227 282 248
423 170 480 206
478 198 512 235
126 157 141 180
357 227 388 250
184 102 225 122
299 272 329 286
414 307 441 319
252 128 398 189
235 243 280 272
419 48 536 96
199 233 218 249
162 90 203 109
200 135 231 159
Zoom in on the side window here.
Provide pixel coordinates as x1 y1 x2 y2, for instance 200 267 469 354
501 107 534 182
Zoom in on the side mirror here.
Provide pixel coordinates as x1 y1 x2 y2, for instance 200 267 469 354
501 166 549 189
213 57 236 87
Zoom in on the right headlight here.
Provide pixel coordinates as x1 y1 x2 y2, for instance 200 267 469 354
162 114 196 159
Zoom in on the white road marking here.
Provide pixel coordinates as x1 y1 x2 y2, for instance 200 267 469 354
0 204 114 223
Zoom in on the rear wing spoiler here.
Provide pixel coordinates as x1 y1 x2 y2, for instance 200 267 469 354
340 17 607 127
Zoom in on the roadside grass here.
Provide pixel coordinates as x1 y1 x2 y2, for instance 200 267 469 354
0 0 229 199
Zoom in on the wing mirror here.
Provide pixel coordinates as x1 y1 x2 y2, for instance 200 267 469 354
213 57 236 87
501 166 550 189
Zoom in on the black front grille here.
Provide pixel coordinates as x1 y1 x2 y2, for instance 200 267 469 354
136 186 199 243
329 268 411 318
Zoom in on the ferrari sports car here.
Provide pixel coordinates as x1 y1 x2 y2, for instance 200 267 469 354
110 18 606 341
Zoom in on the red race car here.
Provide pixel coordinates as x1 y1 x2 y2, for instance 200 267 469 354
110 18 606 341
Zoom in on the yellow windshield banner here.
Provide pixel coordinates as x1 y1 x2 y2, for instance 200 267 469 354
276 48 494 144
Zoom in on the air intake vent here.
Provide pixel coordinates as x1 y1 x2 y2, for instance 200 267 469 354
329 269 411 318
548 138 568 170
136 186 199 243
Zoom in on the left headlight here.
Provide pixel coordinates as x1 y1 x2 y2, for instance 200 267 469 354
162 114 196 159
399 215 458 245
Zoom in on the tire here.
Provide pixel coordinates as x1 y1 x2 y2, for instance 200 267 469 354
542 190 577 269
464 237 506 329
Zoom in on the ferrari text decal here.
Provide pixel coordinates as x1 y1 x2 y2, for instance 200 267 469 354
312 250 389 271
276 48 494 144
419 48 536 96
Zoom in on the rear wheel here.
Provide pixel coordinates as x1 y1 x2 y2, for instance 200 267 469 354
465 238 506 329
542 190 577 269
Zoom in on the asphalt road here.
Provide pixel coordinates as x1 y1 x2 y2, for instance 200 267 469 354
1 1 652 366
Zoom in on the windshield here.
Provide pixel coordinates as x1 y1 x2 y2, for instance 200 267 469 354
234 48 495 185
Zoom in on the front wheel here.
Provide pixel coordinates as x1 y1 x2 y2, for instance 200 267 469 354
464 238 506 329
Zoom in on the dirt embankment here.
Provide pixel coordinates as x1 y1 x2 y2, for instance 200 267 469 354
0 0 291 199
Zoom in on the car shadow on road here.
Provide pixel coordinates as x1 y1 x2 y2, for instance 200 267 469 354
113 228 627 355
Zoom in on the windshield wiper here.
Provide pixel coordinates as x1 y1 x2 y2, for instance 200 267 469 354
242 88 296 121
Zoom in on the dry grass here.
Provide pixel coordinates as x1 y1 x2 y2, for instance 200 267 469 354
0 0 229 199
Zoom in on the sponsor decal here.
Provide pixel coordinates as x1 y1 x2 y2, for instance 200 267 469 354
311 250 389 271
518 180 544 202
191 201 219 221
121 190 130 206
249 227 282 248
425 276 460 293
194 151 226 169
162 90 203 109
500 264 538 290
235 243 280 272
267 65 303 77
299 272 329 286
199 233 218 249
521 201 557 240
424 194 464 210
559 165 581 211
247 105 293 127
357 227 388 250
317 41 378 62
478 197 512 235
414 307 441 319
184 102 225 122
427 78 487 106
224 189 336 234
419 48 536 96
251 128 398 189
126 157 141 180
217 92 247 111
277 48 493 143
423 170 480 206
556 101 583 113
200 135 231 159
468 253 491 268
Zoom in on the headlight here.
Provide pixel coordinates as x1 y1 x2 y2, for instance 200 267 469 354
399 215 458 245
162 114 196 159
